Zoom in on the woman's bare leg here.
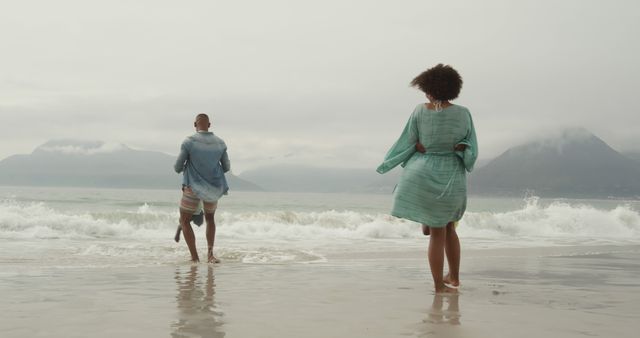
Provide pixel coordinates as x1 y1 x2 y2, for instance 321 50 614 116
444 222 461 286
180 210 199 262
428 226 457 293
422 224 430 236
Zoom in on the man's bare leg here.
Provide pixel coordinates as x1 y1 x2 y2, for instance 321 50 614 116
428 226 457 293
444 222 461 287
180 210 199 262
205 212 219 263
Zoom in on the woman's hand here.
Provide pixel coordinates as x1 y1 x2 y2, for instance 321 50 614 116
454 144 467 151
416 142 426 153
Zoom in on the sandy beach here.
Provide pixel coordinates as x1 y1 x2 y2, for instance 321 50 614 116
2 243 638 338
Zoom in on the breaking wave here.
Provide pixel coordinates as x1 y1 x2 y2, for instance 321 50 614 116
0 197 638 242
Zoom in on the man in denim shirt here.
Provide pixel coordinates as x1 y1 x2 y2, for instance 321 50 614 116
175 113 230 263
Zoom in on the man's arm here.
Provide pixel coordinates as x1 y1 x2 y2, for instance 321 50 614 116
220 148 230 173
174 141 189 173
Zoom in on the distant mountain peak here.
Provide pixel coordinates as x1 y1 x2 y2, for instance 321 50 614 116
559 127 592 138
541 127 597 143
34 139 130 155
470 127 640 197
519 128 610 156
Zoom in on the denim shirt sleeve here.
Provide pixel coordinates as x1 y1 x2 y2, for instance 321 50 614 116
174 139 190 173
220 147 231 173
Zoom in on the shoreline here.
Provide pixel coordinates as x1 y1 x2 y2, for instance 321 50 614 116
2 243 638 338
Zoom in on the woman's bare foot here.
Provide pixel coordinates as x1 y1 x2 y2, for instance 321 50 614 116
444 274 460 287
435 284 458 294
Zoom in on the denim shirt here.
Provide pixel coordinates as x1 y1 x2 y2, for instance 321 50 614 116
174 131 230 201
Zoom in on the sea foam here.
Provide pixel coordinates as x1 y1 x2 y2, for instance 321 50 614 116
0 198 638 244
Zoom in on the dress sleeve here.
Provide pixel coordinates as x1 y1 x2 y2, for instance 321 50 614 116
376 109 419 174
455 110 478 172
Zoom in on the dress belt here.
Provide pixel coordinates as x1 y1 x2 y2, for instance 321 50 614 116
423 151 456 156
419 151 461 199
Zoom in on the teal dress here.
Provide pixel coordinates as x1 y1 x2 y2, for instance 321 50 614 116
377 104 478 228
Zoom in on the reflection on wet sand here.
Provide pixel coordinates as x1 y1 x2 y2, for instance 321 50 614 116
171 265 225 338
416 293 461 337
427 293 461 325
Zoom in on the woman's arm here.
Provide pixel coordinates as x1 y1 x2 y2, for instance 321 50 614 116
455 111 478 172
376 110 419 174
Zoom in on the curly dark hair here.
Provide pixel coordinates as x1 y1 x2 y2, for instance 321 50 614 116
410 64 463 101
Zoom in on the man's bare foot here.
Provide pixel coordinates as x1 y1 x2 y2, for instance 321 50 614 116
435 285 458 294
444 274 460 287
190 258 200 264
207 248 220 263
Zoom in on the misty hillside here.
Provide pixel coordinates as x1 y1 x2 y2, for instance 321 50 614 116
2 132 638 198
469 129 640 197
0 140 262 191
624 152 640 163
240 165 401 193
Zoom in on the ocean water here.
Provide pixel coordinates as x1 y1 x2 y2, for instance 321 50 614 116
0 186 639 267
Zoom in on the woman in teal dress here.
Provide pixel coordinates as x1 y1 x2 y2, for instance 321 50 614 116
377 64 478 293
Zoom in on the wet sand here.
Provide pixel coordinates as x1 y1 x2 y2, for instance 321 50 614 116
1 244 639 338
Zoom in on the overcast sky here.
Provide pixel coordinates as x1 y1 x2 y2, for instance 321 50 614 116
1 0 639 173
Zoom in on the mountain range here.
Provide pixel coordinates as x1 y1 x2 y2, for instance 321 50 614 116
1 129 639 198
0 140 262 191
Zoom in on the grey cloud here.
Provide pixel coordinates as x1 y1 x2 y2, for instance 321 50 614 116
1 0 639 171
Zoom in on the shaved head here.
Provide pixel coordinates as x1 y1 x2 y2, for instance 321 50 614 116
195 113 209 123
194 113 211 131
